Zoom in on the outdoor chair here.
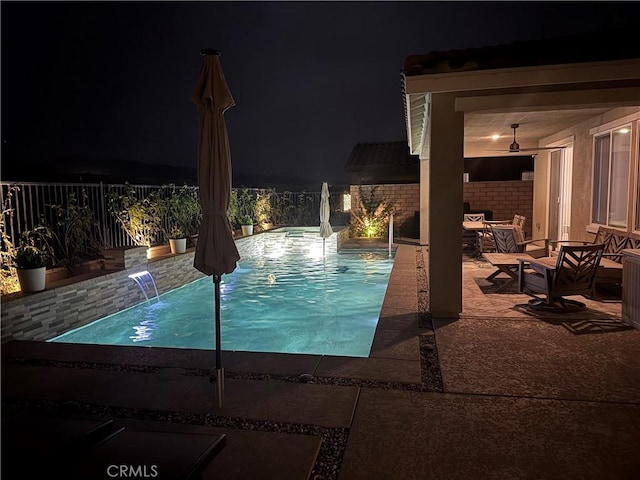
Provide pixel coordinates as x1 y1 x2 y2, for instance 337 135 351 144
549 227 639 298
517 243 605 310
490 225 549 258
513 214 526 232
463 213 484 250
463 213 485 222
478 220 512 252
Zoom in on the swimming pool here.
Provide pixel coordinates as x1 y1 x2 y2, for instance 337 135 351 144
50 250 394 357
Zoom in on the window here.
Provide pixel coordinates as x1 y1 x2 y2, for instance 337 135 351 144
591 125 631 228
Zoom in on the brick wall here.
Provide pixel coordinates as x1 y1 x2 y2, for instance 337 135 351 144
350 184 420 238
464 180 533 237
350 181 533 239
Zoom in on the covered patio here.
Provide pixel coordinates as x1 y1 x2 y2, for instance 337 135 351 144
401 29 640 320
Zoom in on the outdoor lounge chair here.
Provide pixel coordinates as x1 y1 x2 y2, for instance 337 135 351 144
490 225 549 258
517 243 605 310
549 227 640 298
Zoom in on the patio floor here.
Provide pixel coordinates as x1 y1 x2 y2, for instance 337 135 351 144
2 243 640 479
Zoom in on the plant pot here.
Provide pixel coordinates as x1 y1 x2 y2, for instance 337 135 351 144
169 238 187 254
189 235 198 249
17 266 46 292
241 225 254 236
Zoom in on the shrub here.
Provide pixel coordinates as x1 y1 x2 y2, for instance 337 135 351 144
228 190 239 228
272 191 317 226
48 191 104 270
108 184 163 247
254 190 273 231
160 184 201 239
1 185 20 294
351 185 396 238
236 188 256 226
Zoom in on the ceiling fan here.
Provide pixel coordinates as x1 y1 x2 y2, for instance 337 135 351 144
488 123 565 153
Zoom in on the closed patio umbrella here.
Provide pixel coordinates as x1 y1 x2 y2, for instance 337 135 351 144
319 182 333 257
192 49 240 408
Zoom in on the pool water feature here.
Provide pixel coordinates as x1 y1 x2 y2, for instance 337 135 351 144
263 226 340 258
50 251 395 357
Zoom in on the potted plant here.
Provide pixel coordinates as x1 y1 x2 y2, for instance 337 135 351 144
240 215 254 236
13 228 53 293
161 184 201 249
167 225 187 254
237 188 256 236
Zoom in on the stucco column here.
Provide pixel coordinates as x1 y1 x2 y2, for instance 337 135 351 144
428 93 463 318
420 158 429 245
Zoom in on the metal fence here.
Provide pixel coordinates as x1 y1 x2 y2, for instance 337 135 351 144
1 182 335 250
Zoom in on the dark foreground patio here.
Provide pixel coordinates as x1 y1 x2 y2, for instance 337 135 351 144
2 244 640 479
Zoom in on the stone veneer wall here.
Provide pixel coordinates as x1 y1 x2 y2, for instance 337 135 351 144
0 227 350 344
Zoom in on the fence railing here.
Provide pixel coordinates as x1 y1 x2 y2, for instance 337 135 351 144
1 182 344 250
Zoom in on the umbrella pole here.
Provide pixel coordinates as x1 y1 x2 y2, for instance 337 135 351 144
214 274 224 408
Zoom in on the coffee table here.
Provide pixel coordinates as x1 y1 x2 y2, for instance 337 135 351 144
482 252 535 292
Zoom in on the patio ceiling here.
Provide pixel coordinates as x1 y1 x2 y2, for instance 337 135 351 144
404 90 616 159
464 107 613 158
402 29 640 160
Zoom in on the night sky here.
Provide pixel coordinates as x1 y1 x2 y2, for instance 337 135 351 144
2 1 639 187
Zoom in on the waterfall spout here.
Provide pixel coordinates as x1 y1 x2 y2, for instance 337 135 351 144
128 270 159 303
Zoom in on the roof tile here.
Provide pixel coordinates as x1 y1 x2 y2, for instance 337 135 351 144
403 29 640 76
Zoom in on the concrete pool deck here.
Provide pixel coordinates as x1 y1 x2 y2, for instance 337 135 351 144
2 242 640 479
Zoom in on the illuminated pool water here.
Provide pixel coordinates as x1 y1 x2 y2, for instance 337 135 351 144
50 251 394 357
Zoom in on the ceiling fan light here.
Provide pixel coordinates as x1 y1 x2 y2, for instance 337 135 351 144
509 141 520 152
